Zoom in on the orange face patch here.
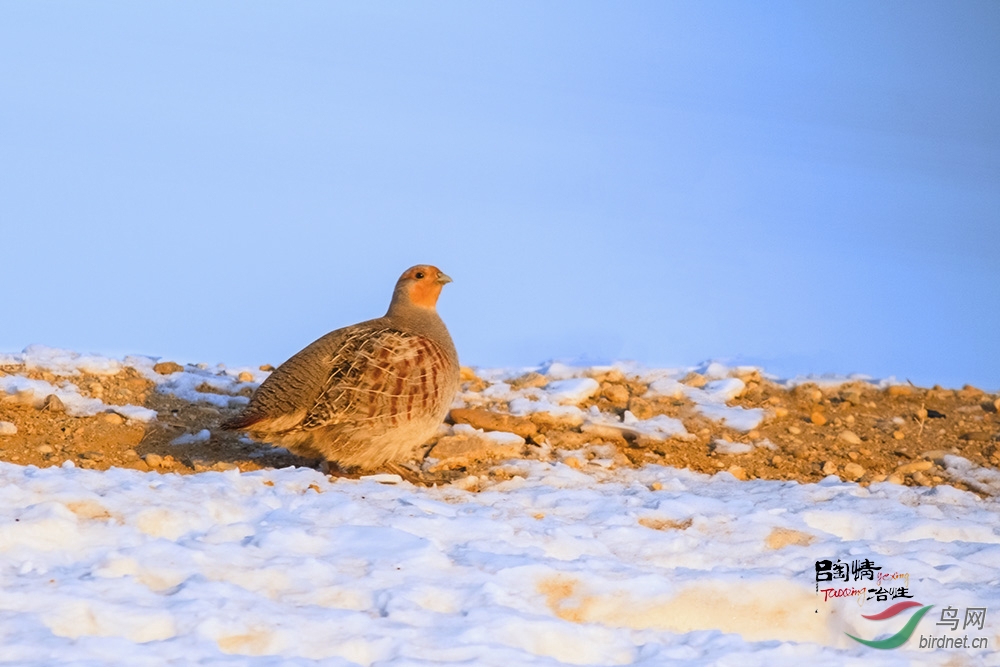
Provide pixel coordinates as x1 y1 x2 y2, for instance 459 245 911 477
403 265 446 308
409 277 444 308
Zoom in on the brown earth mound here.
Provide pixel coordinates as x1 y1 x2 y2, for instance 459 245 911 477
1 362 997 494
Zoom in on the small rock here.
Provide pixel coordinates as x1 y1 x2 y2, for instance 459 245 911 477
237 371 254 383
726 465 748 481
430 432 525 467
103 413 125 425
600 382 630 408
774 407 789 419
771 455 784 466
41 394 65 412
845 415 855 424
124 449 140 460
921 450 954 466
957 385 984 400
509 371 548 389
892 430 905 440
887 473 905 485
810 412 828 426
847 451 859 461
842 462 866 481
787 425 802 435
529 411 585 432
886 385 912 397
80 451 104 461
259 364 275 372
959 431 992 442
895 460 933 475
840 389 863 406
144 453 165 468
450 408 538 438
0 421 17 436
153 361 184 375
681 372 707 388
926 409 946 419
36 444 54 454
837 430 862 446
910 471 932 486
627 396 654 420
821 461 838 475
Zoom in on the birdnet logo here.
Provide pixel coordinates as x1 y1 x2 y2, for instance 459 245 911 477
846 601 933 649
846 602 991 651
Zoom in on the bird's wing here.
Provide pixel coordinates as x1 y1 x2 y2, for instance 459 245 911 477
300 327 453 432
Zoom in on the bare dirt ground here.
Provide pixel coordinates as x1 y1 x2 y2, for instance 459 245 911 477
1 361 998 494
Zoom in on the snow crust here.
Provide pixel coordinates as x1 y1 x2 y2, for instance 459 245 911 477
1 461 997 666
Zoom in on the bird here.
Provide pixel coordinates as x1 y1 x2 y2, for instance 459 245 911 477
221 264 460 475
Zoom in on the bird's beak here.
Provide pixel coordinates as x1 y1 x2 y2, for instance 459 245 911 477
437 272 453 285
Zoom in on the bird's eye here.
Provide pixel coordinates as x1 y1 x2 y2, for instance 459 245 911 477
415 271 425 279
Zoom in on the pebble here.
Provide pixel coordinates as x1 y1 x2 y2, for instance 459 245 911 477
787 425 802 435
430 432 525 467
810 412 827 426
887 385 912 397
103 413 125 425
842 462 866 481
771 455 784 466
847 451 859 461
451 408 538 438
144 453 165 468
41 394 66 412
887 473 905 485
681 372 707 388
726 465 748 481
36 444 54 454
895 460 933 475
773 407 789 418
957 385 984 400
153 361 184 375
600 382 630 408
259 364 276 372
959 431 991 442
837 430 862 445
840 389 863 406
627 396 654 420
237 371 254 383
80 451 104 461
821 461 838 475
509 372 548 389
0 421 17 436
910 471 932 487
892 430 905 440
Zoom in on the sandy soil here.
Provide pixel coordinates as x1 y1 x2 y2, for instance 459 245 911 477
1 361 997 494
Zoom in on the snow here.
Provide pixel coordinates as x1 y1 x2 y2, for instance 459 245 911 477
1 460 997 665
0 374 158 422
1 346 998 665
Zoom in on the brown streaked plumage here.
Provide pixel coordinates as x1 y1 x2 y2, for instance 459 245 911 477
222 265 459 472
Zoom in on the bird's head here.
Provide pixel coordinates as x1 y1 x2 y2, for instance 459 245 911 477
391 264 453 311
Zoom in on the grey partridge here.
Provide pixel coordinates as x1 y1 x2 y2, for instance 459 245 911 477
222 265 460 473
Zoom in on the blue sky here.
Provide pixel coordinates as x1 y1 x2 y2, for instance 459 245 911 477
2 2 998 389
